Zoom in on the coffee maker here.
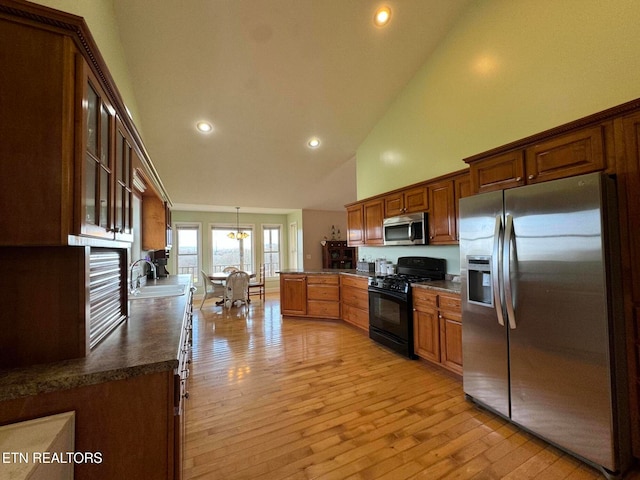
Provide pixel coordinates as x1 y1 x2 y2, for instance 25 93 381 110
148 249 170 278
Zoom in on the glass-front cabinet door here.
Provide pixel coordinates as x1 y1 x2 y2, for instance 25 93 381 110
80 65 115 239
114 117 134 241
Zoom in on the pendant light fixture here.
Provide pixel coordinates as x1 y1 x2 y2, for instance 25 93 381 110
228 207 249 240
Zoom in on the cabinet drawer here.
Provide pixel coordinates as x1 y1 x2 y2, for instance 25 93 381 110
342 303 369 331
307 275 339 285
307 300 340 318
341 285 369 310
340 274 368 289
412 288 437 310
438 294 461 311
307 285 339 301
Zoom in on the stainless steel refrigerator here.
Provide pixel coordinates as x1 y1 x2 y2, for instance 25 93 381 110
459 172 631 476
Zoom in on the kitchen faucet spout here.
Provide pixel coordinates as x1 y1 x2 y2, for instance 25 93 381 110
129 259 157 293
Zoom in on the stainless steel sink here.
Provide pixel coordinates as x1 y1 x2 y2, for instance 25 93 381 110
129 284 188 300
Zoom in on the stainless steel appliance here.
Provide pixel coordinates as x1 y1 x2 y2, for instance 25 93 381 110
459 172 631 477
368 256 445 358
383 212 427 246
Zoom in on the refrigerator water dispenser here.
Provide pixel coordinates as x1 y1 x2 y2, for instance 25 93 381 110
467 256 493 306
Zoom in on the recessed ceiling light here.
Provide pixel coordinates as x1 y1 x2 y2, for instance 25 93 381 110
308 137 321 148
374 6 392 27
196 121 213 133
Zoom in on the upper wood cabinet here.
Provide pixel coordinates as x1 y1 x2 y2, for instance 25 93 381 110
384 185 428 217
0 4 169 247
525 124 610 184
454 172 472 241
113 118 135 242
346 203 365 246
0 19 77 246
427 180 456 245
345 198 384 246
142 196 171 251
469 150 526 194
363 199 384 245
615 111 640 456
78 65 116 240
468 123 613 194
345 171 468 247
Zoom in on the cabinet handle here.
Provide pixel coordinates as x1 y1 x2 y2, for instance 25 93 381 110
528 174 535 180
515 176 522 182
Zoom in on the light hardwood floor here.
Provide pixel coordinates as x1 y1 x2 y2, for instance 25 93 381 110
184 292 637 479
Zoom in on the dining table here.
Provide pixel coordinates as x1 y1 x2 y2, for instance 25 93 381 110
208 271 256 305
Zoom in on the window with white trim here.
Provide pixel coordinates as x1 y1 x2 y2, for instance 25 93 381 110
175 223 201 284
211 225 254 273
262 225 281 278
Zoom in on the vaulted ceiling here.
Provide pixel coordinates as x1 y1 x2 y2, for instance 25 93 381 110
112 0 472 213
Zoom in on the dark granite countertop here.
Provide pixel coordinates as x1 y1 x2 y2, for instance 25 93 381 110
0 275 192 402
412 279 462 295
279 269 461 294
279 269 374 278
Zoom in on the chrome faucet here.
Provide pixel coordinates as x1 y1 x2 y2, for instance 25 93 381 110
129 259 157 293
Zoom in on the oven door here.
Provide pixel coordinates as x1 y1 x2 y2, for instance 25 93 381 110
368 286 415 357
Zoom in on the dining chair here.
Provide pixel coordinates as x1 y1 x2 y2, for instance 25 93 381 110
248 264 265 303
200 270 225 309
223 266 239 273
224 271 250 309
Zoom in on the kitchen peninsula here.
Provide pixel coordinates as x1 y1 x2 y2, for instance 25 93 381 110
279 268 462 375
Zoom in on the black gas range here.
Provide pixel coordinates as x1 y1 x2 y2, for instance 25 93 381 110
368 256 446 358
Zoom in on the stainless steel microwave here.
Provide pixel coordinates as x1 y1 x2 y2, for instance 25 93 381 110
383 212 427 246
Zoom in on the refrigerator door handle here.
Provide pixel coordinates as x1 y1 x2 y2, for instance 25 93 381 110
492 215 505 327
503 214 517 329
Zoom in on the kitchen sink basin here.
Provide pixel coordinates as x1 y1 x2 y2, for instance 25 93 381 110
129 284 188 300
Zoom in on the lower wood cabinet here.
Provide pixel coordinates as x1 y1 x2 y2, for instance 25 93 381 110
280 274 308 315
438 293 463 374
280 274 340 319
412 287 462 375
0 371 178 479
307 275 340 319
340 274 369 331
